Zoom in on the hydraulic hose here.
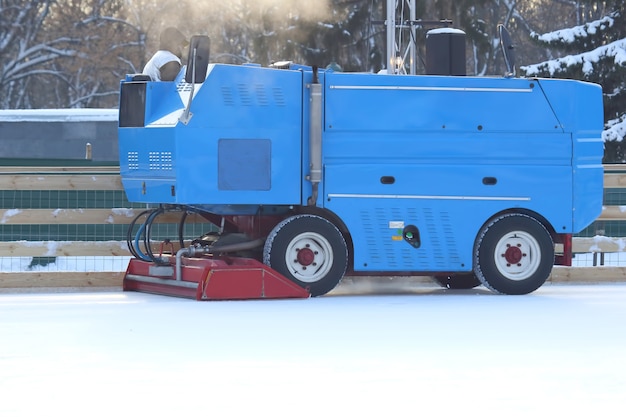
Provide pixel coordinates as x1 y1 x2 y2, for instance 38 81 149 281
144 207 166 264
127 209 153 261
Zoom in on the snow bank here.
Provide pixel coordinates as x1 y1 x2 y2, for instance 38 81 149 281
522 38 626 77
531 14 616 44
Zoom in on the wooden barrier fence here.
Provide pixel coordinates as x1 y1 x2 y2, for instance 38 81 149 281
1 165 626 289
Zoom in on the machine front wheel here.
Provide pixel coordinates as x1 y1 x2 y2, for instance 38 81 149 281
474 213 554 295
263 215 348 297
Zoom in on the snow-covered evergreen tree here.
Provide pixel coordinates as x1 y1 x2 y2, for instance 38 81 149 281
520 1 626 162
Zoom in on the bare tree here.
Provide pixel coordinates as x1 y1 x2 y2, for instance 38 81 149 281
0 0 144 109
3 0 618 109
1 1 59 107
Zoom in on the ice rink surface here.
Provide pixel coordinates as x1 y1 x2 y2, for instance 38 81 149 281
1 282 626 416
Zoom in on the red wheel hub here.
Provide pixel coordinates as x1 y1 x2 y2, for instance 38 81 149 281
296 247 315 266
504 245 523 264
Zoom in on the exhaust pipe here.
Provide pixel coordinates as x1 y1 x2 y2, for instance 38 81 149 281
308 66 322 206
175 238 265 281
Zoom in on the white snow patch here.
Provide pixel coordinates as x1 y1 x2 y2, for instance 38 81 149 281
1 209 22 224
427 28 466 36
522 38 626 77
604 115 626 142
533 14 615 44
588 235 626 252
51 208 85 217
19 240 42 248
44 241 59 257
107 208 136 224
111 208 136 217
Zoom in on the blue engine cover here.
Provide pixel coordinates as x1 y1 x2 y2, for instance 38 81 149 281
119 64 304 211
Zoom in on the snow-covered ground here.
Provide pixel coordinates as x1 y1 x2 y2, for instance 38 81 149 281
1 282 625 417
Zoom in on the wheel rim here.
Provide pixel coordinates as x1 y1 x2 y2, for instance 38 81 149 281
284 232 334 283
493 231 541 281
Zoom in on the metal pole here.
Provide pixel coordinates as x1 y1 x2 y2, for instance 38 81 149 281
386 0 395 74
409 0 416 75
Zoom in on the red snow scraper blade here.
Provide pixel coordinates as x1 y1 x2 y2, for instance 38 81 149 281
123 257 310 300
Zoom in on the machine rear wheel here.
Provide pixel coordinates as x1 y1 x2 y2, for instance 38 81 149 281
263 214 348 297
474 213 554 295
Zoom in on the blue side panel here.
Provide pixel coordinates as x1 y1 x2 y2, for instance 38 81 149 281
325 163 572 272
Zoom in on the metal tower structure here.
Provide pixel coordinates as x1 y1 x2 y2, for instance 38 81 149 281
384 0 452 75
386 0 416 74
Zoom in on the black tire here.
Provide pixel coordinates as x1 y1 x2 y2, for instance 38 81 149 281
263 214 348 297
474 213 554 295
433 273 482 289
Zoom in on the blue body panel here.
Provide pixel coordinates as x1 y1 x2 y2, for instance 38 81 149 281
118 64 604 274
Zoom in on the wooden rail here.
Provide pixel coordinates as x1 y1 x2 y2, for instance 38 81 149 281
0 208 195 225
1 165 626 289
